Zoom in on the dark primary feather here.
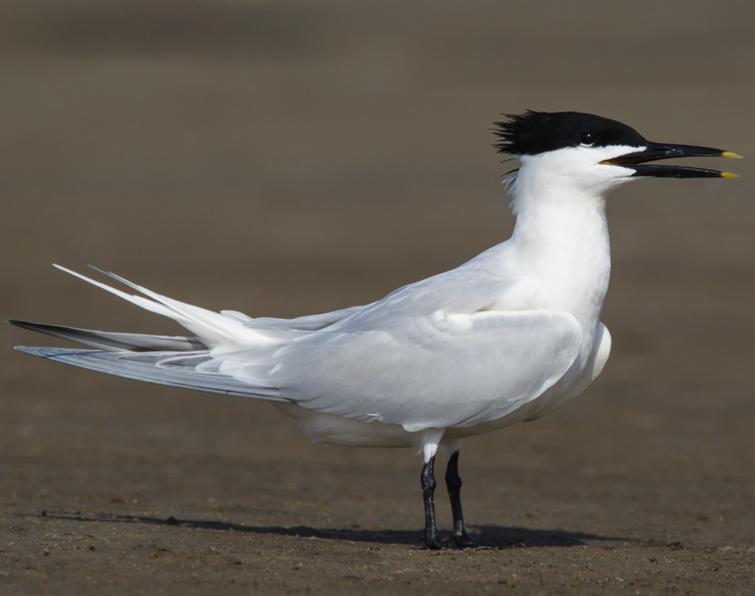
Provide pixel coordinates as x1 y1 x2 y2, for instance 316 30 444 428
9 320 205 352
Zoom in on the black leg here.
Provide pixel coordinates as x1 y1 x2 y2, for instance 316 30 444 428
445 450 476 548
420 455 442 549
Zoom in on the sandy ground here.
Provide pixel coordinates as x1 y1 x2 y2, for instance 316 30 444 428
2 1 754 594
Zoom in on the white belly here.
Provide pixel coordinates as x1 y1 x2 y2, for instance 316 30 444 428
275 323 612 448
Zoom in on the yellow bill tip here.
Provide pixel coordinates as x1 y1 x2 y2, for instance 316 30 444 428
720 171 739 179
721 151 743 159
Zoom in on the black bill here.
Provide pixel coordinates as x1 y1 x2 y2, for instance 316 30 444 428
602 142 741 178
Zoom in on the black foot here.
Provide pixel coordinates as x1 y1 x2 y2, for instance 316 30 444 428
421 533 483 550
449 533 480 549
424 535 444 550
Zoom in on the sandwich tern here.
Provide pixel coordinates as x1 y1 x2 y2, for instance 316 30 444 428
12 111 740 548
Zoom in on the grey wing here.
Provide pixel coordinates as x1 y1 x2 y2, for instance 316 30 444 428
14 346 287 401
246 304 368 331
238 309 583 431
244 261 512 335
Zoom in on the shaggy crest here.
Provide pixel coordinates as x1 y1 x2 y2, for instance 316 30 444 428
493 110 647 156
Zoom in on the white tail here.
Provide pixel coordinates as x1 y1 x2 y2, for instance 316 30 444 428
52 265 274 348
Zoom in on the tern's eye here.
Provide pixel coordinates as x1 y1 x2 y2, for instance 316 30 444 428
579 131 595 147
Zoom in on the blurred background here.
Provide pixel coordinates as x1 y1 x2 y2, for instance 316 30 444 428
2 1 753 593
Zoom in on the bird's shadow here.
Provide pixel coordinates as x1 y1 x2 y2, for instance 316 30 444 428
38 510 626 549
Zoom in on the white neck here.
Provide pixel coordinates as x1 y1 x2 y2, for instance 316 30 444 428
507 160 612 330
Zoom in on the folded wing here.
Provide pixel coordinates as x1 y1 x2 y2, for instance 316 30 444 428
248 309 583 431
15 309 581 431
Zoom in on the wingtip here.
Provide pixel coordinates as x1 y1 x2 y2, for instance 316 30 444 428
14 345 80 359
14 345 49 357
8 319 38 331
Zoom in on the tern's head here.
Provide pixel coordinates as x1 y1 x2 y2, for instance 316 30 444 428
494 111 740 196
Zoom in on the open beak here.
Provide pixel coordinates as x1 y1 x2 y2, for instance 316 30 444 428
602 142 742 178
